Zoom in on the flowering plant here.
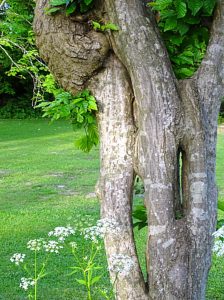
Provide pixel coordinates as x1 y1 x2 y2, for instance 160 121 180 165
213 225 224 257
68 217 120 300
10 226 74 300
10 217 135 300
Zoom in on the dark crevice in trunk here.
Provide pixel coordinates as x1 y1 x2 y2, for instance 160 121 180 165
175 146 187 220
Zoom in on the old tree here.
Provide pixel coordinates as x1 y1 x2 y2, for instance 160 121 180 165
34 0 224 299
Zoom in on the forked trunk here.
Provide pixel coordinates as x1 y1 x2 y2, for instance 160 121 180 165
34 0 224 299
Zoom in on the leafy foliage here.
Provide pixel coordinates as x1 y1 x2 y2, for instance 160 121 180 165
0 96 42 119
91 21 119 32
0 0 44 118
133 205 148 230
0 2 99 151
149 0 217 78
36 75 99 152
45 0 95 15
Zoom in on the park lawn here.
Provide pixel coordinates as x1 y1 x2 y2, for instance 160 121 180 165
0 119 223 299
207 131 224 300
0 119 108 300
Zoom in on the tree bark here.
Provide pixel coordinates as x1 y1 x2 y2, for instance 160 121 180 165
89 54 148 300
34 0 224 299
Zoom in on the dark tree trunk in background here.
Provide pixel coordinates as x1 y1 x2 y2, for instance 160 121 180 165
34 1 224 299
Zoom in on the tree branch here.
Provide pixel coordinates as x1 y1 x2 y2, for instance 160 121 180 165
0 0 6 11
196 0 224 111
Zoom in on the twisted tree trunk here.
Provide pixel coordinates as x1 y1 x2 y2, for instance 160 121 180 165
34 1 224 299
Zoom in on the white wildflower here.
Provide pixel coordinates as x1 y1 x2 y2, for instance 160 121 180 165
43 240 63 253
83 225 102 243
48 226 75 242
109 254 135 277
10 253 25 265
19 277 35 290
213 240 224 257
213 226 224 239
212 226 224 257
27 239 45 251
83 218 120 243
70 242 77 249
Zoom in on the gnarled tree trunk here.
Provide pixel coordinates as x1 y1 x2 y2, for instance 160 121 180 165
34 1 224 299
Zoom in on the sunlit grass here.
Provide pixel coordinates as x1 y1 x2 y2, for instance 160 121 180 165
206 132 224 300
0 119 105 300
0 120 223 299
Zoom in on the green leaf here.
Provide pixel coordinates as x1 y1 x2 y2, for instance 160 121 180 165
169 35 184 46
176 67 194 77
92 21 101 30
164 17 177 31
68 270 79 276
77 113 84 123
50 0 67 6
87 115 94 124
75 279 87 286
160 9 176 19
176 1 187 18
0 39 12 48
86 95 95 101
45 6 61 14
65 3 76 15
133 207 147 221
178 54 194 65
181 50 194 57
88 101 97 111
203 0 216 15
87 124 99 144
73 97 85 105
84 0 93 5
151 0 173 9
75 135 94 152
91 275 102 285
188 0 203 16
177 21 189 35
103 23 119 31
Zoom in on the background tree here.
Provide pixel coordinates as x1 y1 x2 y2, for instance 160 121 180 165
34 0 224 299
0 0 42 118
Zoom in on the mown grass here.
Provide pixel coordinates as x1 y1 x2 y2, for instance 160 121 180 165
207 132 224 300
0 119 223 299
0 119 106 300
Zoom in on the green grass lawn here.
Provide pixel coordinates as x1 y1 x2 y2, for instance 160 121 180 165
0 119 223 299
0 119 106 300
207 132 224 300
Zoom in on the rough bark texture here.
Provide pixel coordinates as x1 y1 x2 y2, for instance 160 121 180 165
34 0 110 93
89 55 148 300
34 1 224 299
